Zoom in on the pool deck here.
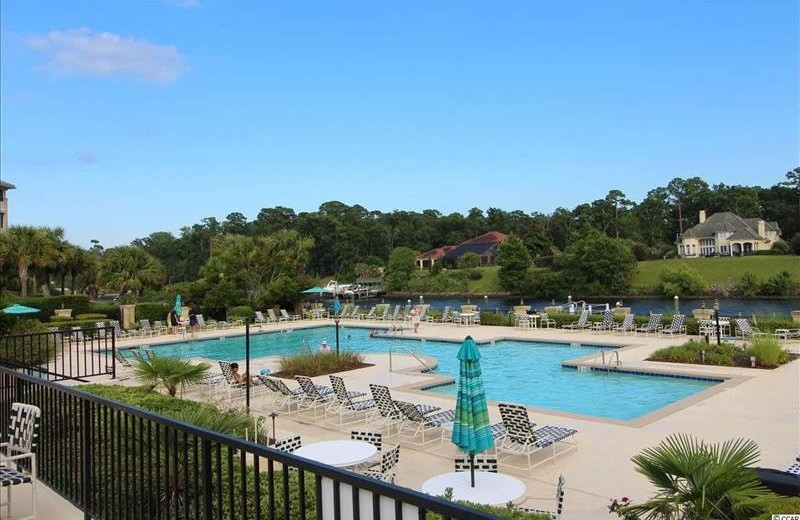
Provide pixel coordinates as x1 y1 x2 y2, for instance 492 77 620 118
16 319 799 520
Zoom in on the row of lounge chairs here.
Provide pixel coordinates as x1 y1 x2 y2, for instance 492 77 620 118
215 365 577 472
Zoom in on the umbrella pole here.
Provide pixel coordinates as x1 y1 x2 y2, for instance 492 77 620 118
470 453 475 487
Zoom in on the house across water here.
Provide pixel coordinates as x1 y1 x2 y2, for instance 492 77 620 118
677 210 782 257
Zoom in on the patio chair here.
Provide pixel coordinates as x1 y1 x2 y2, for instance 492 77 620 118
217 361 268 402
454 456 498 473
346 305 361 320
350 430 382 470
280 309 302 321
562 309 590 332
377 305 391 321
497 403 577 472
69 326 85 343
385 305 401 322
590 310 615 332
274 435 302 453
360 444 400 484
110 320 132 339
394 400 455 446
614 314 636 335
635 313 662 335
516 474 567 520
773 328 800 341
152 320 168 335
327 375 374 425
539 313 556 329
295 375 336 419
95 321 108 339
337 304 353 319
660 315 686 337
734 318 767 339
0 403 41 520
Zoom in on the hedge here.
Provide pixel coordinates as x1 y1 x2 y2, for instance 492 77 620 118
135 302 170 323
15 295 92 322
228 305 254 321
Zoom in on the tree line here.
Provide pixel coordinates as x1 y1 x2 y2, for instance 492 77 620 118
0 171 797 312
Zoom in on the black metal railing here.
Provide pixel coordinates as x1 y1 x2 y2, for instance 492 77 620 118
0 367 502 520
0 327 115 382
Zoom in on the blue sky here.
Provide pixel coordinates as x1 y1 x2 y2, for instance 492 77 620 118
1 0 797 248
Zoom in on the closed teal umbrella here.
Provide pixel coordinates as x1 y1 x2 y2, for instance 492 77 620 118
451 335 494 487
174 294 182 315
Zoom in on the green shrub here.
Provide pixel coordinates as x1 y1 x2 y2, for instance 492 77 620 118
456 252 481 269
466 268 483 280
659 265 706 297
532 255 554 268
746 337 787 368
135 302 170 323
755 497 800 520
479 313 513 326
76 313 108 320
50 315 74 322
277 351 368 377
650 344 700 363
770 240 791 254
760 270 796 296
736 271 761 297
228 305 254 320
90 302 121 321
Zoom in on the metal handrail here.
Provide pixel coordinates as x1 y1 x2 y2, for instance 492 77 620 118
389 345 434 373
595 349 621 368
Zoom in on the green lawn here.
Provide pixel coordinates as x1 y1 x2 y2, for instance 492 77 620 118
466 266 501 293
633 256 800 290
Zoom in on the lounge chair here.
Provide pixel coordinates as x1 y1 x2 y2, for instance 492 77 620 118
267 309 281 323
111 320 132 339
428 306 450 324
394 400 455 446
254 311 271 326
368 384 439 434
196 314 215 330
347 305 361 319
774 328 800 341
327 375 374 425
734 318 767 339
590 310 615 332
258 377 304 412
362 306 377 320
359 444 400 484
137 319 157 337
152 320 168 335
294 375 336 419
497 403 577 472
377 305 391 321
516 474 567 520
0 402 41 520
614 314 636 335
562 310 590 332
274 435 302 453
280 309 302 321
217 360 268 402
388 305 402 322
660 314 686 337
635 313 662 334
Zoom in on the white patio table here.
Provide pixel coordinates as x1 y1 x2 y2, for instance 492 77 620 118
293 440 377 468
422 471 525 505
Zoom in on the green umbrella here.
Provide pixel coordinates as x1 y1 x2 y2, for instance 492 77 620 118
174 294 182 315
2 303 41 315
451 335 494 487
301 286 332 294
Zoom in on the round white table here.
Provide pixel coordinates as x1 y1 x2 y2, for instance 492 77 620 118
422 471 526 505
293 440 377 468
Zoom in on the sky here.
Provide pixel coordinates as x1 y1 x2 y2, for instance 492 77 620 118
1 0 798 248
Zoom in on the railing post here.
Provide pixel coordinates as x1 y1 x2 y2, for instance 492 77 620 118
245 319 251 413
81 400 93 517
201 438 213 520
111 326 116 380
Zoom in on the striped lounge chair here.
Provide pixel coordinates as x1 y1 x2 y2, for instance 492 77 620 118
497 403 577 472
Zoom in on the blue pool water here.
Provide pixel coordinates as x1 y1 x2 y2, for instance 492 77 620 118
134 326 717 421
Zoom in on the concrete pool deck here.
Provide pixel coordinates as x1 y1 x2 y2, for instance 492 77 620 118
16 319 800 519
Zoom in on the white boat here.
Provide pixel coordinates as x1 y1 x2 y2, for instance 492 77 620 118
324 280 355 296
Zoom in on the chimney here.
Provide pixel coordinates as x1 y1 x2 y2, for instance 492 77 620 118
757 220 765 238
698 210 706 223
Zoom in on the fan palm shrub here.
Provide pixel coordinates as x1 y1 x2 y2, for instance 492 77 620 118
617 434 775 519
133 356 211 397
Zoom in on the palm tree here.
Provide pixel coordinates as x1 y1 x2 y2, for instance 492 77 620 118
620 434 775 520
31 227 65 296
98 246 166 296
0 226 48 296
132 356 210 397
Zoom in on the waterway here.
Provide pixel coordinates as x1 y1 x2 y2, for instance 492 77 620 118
358 296 797 317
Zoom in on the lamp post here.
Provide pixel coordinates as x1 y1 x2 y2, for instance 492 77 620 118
673 295 679 315
484 295 488 311
713 298 721 346
334 314 340 356
269 412 278 444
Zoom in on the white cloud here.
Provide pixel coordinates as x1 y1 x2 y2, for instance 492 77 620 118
23 28 186 84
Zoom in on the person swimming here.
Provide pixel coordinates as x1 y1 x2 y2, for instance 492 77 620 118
318 340 331 353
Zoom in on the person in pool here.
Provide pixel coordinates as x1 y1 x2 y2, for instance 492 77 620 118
318 340 331 354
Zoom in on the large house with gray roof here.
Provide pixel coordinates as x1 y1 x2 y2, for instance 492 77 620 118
677 210 781 257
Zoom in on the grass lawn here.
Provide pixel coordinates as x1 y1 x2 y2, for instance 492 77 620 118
633 256 800 290
466 266 501 293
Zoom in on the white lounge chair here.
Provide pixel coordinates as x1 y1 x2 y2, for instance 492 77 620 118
562 310 590 332
0 403 41 520
614 314 636 335
517 474 567 520
497 403 577 472
590 310 615 332
280 309 302 321
635 313 662 334
660 314 686 336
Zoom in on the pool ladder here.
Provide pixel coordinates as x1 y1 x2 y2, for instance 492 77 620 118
594 350 621 370
389 345 434 373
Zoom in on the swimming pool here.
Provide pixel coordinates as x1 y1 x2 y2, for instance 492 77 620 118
134 326 718 421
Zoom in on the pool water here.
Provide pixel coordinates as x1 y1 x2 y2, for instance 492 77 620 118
135 326 717 421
